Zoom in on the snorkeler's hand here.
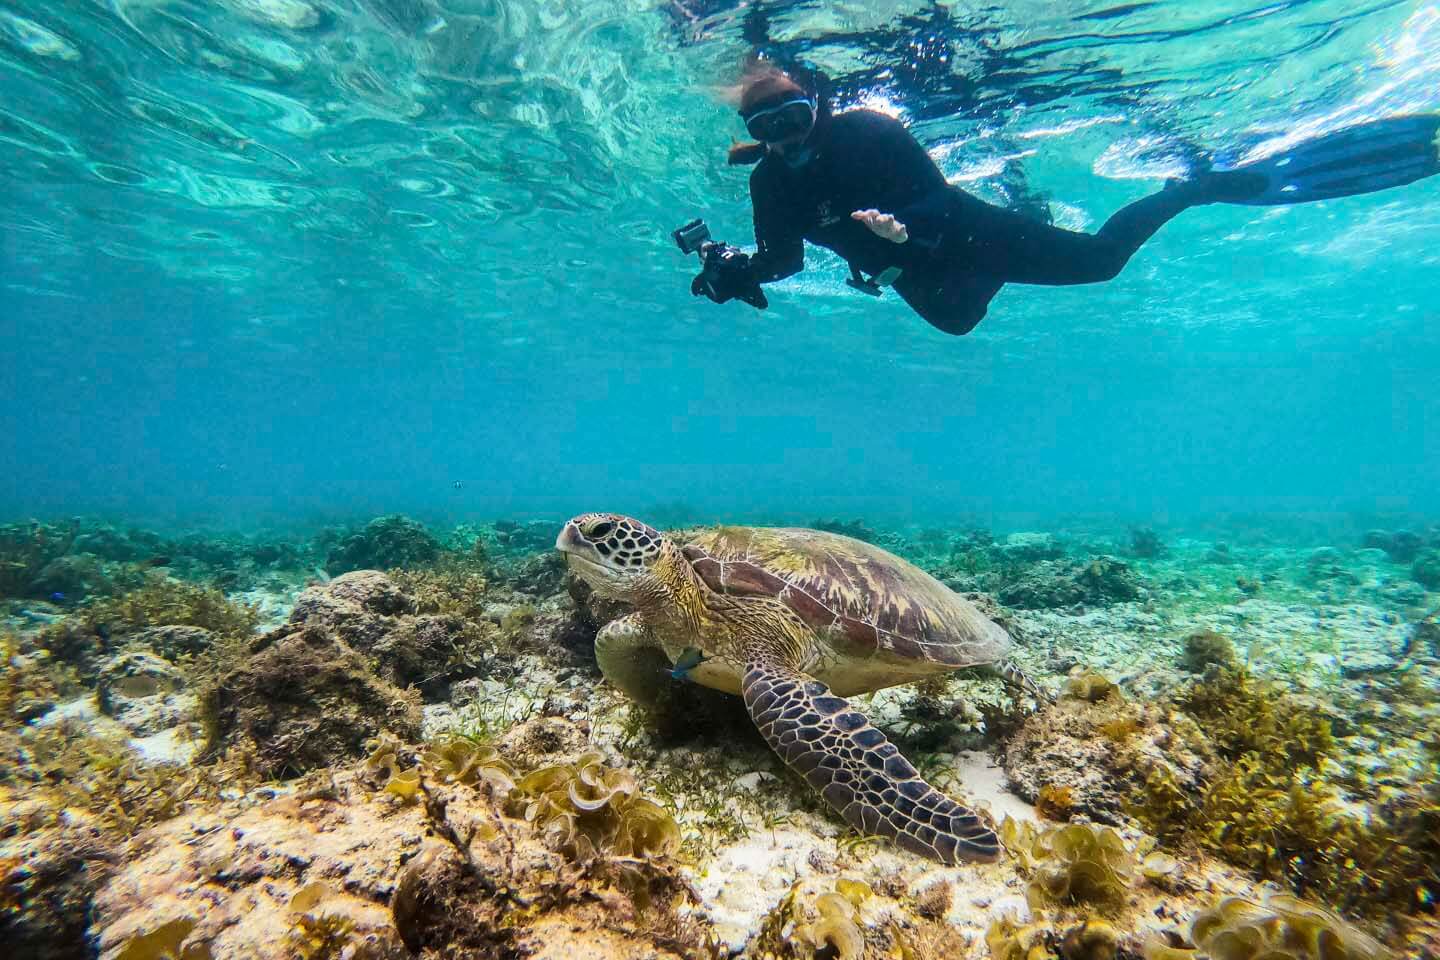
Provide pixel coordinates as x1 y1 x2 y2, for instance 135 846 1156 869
852 209 908 243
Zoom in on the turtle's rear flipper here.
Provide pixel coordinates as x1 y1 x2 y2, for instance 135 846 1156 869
742 661 1001 864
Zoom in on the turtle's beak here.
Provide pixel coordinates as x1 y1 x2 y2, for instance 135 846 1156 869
555 521 583 553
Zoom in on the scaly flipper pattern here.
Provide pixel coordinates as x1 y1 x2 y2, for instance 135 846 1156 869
742 660 1001 864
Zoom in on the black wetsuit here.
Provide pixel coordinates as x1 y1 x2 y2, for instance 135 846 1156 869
747 108 1215 335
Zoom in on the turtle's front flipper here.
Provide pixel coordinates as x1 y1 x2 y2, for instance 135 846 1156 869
742 660 1000 864
595 613 671 708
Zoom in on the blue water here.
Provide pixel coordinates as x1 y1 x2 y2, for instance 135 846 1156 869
2 0 1438 533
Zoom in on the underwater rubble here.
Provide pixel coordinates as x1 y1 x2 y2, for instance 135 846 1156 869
1 514 1438 959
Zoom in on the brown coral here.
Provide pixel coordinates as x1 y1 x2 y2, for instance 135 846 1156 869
199 619 422 779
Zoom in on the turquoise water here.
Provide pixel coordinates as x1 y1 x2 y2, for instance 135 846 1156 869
2 0 1438 532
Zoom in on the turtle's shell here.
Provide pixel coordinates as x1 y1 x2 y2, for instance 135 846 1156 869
678 526 1011 667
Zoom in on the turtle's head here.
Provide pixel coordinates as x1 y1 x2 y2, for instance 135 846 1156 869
556 513 666 601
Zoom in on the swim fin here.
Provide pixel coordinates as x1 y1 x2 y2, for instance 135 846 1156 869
1215 113 1440 205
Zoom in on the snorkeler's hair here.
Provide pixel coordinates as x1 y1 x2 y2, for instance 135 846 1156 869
724 55 823 166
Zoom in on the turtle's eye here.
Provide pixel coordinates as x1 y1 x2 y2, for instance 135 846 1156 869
585 520 615 539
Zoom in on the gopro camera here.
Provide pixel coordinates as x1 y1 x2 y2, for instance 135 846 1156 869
672 218 711 256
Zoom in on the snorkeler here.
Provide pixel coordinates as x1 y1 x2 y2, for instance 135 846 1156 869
688 62 1440 335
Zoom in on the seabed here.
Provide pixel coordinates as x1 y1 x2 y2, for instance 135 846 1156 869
2 514 1437 959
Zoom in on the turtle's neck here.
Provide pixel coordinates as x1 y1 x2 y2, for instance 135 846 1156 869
644 540 711 636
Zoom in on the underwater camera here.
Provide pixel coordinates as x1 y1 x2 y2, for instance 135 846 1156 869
673 218 768 310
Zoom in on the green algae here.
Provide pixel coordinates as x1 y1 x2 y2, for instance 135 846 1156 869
1000 817 1136 911
1062 670 1119 703
509 750 681 861
751 878 872 960
1131 665 1440 922
367 735 681 864
56 573 260 641
987 916 1122 960
1145 894 1396 960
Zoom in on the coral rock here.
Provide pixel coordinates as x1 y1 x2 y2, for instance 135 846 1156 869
96 649 191 737
127 625 216 661
91 770 710 960
202 619 421 779
1003 697 1210 826
1411 549 1440 591
278 571 490 698
0 792 120 960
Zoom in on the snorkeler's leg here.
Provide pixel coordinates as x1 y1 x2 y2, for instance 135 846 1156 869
891 267 1004 336
939 185 1212 286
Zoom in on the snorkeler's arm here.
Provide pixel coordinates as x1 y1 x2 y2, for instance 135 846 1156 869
848 111 958 254
747 167 805 282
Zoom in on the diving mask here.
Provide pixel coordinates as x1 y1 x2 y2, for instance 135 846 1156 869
741 95 817 143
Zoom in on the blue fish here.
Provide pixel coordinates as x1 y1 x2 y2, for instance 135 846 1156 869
48 591 66 603
670 647 709 682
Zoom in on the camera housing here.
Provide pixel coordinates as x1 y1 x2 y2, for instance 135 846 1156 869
672 216 768 310
672 218 712 255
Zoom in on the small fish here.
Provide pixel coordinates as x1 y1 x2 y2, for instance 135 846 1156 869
142 555 171 568
452 480 464 490
670 647 709 681
48 591 66 603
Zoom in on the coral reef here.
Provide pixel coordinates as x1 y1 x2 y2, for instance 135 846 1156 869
1179 631 1235 674
992 532 1067 563
499 551 568 596
0 520 79 599
1411 548 1440 590
491 519 560 552
0 698 229 960
5 514 1440 960
96 648 192 737
1129 527 1167 559
996 557 1146 610
0 797 120 960
264 570 496 698
29 553 116 602
1362 529 1425 565
1 631 66 722
1303 548 1359 591
324 515 444 575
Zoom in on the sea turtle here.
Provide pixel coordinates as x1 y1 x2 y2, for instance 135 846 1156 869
557 512 1034 864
